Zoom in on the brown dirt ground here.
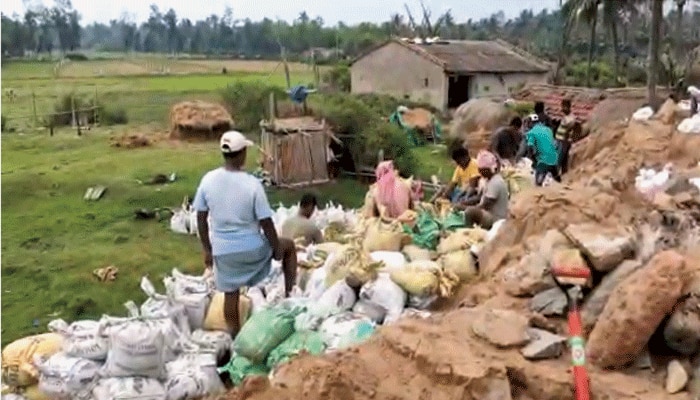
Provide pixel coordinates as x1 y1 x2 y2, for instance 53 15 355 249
215 109 700 400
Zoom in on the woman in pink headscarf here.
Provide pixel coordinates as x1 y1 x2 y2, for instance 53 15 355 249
462 150 510 229
372 160 412 219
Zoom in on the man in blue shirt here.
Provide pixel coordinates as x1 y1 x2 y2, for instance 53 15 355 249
193 130 297 337
518 114 561 186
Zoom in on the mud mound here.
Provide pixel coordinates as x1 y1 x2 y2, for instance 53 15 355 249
569 120 700 183
450 99 515 147
169 100 234 140
219 307 684 400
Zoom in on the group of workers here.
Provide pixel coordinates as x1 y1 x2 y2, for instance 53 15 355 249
190 99 578 338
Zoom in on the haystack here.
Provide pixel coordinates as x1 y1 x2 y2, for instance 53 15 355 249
401 108 433 131
169 101 234 140
449 99 516 149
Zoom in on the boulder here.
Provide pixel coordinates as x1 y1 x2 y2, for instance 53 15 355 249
471 309 530 348
530 287 569 317
663 295 700 355
581 260 644 333
563 224 635 272
521 328 566 360
502 252 554 297
586 251 689 368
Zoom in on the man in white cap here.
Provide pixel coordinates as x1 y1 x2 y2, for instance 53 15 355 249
193 130 297 337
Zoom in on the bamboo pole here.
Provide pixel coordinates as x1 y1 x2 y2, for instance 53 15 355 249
32 91 38 128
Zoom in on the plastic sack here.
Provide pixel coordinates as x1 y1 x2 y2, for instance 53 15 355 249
165 269 212 331
304 267 328 301
139 277 190 335
437 228 487 255
202 292 252 332
232 307 299 364
92 377 166 400
324 245 381 288
218 356 269 387
401 244 432 262
266 331 326 369
1 333 63 388
360 274 407 324
370 251 407 273
188 330 232 360
439 250 478 282
47 319 108 361
352 300 387 324
403 211 441 250
5 386 48 400
407 294 438 310
35 353 100 400
632 106 654 121
246 287 269 314
170 209 190 235
295 281 356 331
319 313 376 350
100 315 168 379
363 219 405 252
390 262 459 298
164 353 224 400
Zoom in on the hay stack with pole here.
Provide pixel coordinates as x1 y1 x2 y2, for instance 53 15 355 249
169 100 234 140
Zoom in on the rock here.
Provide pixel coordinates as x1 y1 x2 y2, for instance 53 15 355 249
528 313 559 334
586 251 690 368
537 229 572 254
673 191 697 207
551 248 588 270
666 360 689 394
471 308 530 348
530 287 568 317
662 176 699 196
521 328 566 360
502 252 554 297
632 348 652 370
581 260 644 333
563 224 636 272
653 192 675 210
663 295 700 355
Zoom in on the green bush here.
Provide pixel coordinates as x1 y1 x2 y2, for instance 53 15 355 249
220 81 287 132
356 93 441 119
322 64 351 92
50 94 128 126
65 53 88 61
563 61 620 88
317 93 417 177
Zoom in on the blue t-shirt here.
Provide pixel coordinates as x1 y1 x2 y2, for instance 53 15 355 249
193 168 273 256
526 123 559 167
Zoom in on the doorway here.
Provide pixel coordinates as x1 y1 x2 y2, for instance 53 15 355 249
447 75 471 108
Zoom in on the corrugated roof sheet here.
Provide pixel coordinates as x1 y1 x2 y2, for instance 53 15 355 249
352 39 551 74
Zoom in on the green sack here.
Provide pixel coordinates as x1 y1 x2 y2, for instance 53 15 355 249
440 211 466 231
336 319 376 349
403 211 441 250
266 331 326 369
218 356 269 386
232 307 298 364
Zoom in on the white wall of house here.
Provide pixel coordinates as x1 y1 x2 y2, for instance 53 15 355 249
469 72 549 99
351 42 448 110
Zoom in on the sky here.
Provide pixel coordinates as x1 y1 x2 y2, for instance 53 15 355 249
1 0 562 25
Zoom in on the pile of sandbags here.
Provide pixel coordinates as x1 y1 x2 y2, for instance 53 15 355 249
1 269 245 400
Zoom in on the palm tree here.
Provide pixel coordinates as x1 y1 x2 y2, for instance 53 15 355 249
674 0 687 61
602 0 623 83
648 0 663 104
563 0 602 87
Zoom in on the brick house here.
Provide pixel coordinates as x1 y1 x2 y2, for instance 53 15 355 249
350 38 551 112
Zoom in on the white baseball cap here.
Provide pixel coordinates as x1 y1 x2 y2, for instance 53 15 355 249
219 130 253 153
528 113 539 122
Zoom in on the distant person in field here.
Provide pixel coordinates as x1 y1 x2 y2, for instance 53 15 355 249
463 150 509 229
490 116 523 165
193 130 297 337
441 147 481 205
518 114 561 186
280 193 323 245
554 99 576 175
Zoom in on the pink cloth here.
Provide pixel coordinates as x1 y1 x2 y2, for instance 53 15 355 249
476 150 499 172
375 161 411 218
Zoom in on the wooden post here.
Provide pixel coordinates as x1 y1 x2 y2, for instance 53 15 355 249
32 91 38 128
268 92 276 123
71 96 81 136
93 86 98 127
281 47 291 90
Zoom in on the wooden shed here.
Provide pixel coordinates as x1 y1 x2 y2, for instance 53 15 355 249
260 116 334 187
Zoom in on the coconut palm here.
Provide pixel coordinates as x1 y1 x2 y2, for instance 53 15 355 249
562 0 602 87
648 0 664 103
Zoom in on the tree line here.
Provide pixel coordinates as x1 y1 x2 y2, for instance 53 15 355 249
0 0 693 99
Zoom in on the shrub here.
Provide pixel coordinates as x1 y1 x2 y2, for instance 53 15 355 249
322 64 351 92
51 94 128 126
65 53 88 61
317 93 417 177
220 81 287 132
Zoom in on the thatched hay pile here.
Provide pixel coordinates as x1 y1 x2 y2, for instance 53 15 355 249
169 101 234 140
401 107 433 130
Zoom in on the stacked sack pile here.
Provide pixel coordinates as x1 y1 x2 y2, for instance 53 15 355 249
2 201 508 399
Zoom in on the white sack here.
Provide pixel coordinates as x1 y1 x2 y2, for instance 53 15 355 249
35 352 101 399
92 377 166 400
359 274 407 324
295 280 356 331
188 330 232 360
165 269 212 330
48 319 109 361
164 353 224 400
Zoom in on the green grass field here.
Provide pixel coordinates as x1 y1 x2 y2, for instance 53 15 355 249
1 57 451 345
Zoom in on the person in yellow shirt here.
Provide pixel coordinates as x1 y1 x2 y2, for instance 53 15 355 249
441 147 481 204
